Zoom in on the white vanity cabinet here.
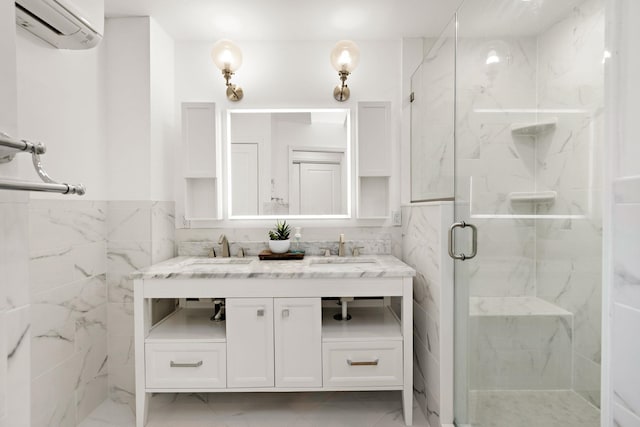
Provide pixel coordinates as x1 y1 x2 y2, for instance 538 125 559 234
226 297 322 388
133 258 415 427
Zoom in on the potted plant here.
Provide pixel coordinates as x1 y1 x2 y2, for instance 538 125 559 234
268 220 291 254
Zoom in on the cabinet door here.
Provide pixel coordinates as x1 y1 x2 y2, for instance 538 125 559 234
180 102 222 222
274 298 322 388
358 102 391 176
182 102 217 176
226 298 274 388
299 163 342 215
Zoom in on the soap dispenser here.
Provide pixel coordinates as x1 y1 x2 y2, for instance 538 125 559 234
293 227 302 252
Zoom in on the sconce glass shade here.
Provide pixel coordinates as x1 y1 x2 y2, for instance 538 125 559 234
211 39 243 72
483 40 512 66
330 40 360 73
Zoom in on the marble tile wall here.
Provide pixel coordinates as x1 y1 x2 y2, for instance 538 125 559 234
107 201 175 410
611 178 640 425
402 203 454 427
176 226 402 258
178 239 392 258
608 0 640 424
452 0 604 407
410 17 455 202
535 0 604 407
0 195 31 427
455 35 539 299
28 200 108 426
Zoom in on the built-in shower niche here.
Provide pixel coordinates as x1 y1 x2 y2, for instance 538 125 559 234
467 109 597 220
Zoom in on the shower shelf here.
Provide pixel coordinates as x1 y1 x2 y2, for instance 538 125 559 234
510 118 557 136
508 191 557 204
469 296 571 317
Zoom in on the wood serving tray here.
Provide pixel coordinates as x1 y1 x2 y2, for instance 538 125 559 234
259 250 305 260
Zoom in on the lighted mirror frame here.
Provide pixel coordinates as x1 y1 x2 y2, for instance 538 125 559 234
226 108 352 220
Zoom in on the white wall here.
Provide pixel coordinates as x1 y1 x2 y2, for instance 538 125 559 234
16 26 108 201
106 17 176 202
174 39 402 227
150 19 175 202
105 18 151 201
176 40 401 109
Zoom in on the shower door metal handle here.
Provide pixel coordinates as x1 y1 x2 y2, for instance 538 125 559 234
448 222 478 261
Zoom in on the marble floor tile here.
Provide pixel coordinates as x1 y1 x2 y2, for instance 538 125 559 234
79 392 428 427
468 390 600 427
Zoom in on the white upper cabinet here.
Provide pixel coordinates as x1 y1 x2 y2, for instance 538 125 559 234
357 102 392 177
178 102 222 223
182 103 218 177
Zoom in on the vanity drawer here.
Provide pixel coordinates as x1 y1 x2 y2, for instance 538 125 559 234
145 342 226 389
322 341 403 387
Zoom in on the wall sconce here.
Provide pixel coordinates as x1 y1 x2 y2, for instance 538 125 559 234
330 40 360 102
211 39 244 101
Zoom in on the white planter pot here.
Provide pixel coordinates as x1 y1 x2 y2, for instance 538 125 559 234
269 240 290 254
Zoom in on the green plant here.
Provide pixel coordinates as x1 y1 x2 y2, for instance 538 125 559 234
268 220 291 241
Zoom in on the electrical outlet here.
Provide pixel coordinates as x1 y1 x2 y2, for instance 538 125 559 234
392 210 402 226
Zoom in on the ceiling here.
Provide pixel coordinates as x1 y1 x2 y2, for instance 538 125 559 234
457 0 588 38
104 0 465 41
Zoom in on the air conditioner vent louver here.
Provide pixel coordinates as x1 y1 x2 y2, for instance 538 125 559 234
15 0 103 50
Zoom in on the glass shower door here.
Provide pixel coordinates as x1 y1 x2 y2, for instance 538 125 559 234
453 0 604 426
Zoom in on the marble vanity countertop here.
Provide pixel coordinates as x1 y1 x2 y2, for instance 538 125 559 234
130 255 416 280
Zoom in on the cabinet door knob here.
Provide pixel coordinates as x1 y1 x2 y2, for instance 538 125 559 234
282 309 290 318
257 308 264 317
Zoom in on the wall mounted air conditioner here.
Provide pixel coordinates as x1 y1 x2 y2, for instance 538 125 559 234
15 0 104 49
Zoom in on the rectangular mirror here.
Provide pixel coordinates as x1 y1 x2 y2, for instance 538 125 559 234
227 109 351 218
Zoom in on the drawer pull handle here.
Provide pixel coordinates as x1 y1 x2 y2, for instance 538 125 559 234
347 359 379 366
170 360 203 368
257 308 264 317
282 309 290 318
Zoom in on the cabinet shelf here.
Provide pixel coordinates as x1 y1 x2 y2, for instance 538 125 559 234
146 308 225 343
510 118 557 136
508 191 557 204
322 306 402 342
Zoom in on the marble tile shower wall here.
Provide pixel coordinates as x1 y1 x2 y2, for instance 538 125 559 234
28 200 108 426
609 0 640 423
402 203 453 427
535 0 604 407
456 35 538 298
611 178 640 426
106 201 175 410
0 196 31 426
453 0 604 404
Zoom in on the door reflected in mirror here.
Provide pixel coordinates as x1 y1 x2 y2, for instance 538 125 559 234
227 109 351 218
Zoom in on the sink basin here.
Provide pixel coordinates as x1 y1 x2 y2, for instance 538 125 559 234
186 258 253 265
309 258 378 267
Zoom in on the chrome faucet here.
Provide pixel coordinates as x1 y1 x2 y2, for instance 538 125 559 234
208 247 217 258
218 234 230 258
338 233 345 257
